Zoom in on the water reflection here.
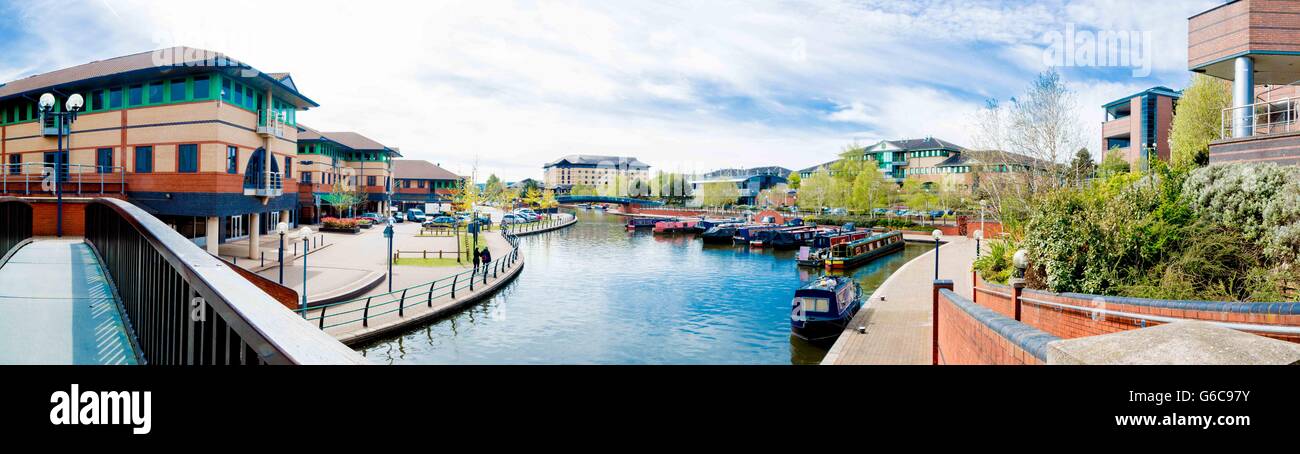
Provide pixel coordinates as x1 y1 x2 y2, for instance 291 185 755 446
357 210 928 365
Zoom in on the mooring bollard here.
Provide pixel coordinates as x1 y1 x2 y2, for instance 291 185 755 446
932 279 954 365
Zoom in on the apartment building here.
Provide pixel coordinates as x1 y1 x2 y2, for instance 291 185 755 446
1100 86 1180 167
296 126 398 220
390 159 463 212
797 137 1045 189
542 154 650 191
689 166 791 205
1190 0 1300 164
0 47 312 258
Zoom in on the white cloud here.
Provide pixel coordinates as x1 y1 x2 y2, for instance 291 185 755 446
0 0 1220 179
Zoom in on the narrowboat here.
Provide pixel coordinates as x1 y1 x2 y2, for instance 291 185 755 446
825 231 905 269
749 230 799 249
810 229 872 250
627 217 673 230
653 220 698 234
700 225 739 244
790 276 862 342
795 246 827 267
592 204 607 211
733 224 783 244
692 218 742 234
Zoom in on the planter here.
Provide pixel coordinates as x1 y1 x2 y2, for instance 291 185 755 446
359 223 373 229
321 226 361 234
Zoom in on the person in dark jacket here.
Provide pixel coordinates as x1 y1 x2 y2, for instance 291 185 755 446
480 247 492 272
472 247 481 273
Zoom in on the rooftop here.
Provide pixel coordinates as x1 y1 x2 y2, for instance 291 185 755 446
0 47 318 108
544 154 650 169
1102 86 1182 109
391 160 461 181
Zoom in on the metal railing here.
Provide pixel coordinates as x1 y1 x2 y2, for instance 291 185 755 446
257 109 286 138
2 163 126 195
0 198 32 259
501 213 574 235
299 227 524 330
84 198 362 364
243 171 283 194
1221 95 1300 139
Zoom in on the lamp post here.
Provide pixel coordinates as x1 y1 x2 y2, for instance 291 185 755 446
298 226 313 312
276 222 289 284
974 229 983 258
979 199 986 239
1012 249 1028 280
38 93 84 237
932 229 942 280
383 218 395 292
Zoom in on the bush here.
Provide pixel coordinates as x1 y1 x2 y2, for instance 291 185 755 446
322 217 358 230
972 239 1016 284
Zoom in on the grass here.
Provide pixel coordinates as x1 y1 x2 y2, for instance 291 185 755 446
393 257 464 267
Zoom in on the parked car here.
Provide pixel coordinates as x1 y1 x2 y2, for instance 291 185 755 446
358 212 382 223
406 208 427 223
424 216 458 228
391 212 405 223
501 214 528 225
929 210 946 218
512 211 539 222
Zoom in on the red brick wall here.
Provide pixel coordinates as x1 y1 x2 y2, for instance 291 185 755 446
30 199 87 236
938 291 1046 365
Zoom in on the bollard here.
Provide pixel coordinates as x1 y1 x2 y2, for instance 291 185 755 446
1011 278 1026 321
260 251 265 267
451 274 458 299
362 296 372 327
399 289 408 317
972 271 978 303
932 279 954 365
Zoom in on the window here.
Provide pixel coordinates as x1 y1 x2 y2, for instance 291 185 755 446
233 83 243 105
128 84 143 106
418 180 425 188
226 146 238 174
170 79 186 102
193 76 210 99
367 176 376 187
284 156 292 177
91 90 104 111
178 144 198 172
301 172 312 183
109 88 123 108
222 79 232 101
148 82 163 104
134 146 153 173
96 148 113 173
8 154 19 174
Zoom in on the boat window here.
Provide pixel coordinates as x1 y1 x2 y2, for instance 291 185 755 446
813 298 829 312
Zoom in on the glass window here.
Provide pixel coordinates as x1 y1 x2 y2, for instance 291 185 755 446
8 154 19 174
134 146 153 173
233 83 243 105
368 176 377 186
109 88 123 108
226 146 238 174
148 82 164 103
170 79 186 102
193 76 209 99
128 84 143 106
178 144 198 172
301 172 311 183
91 90 104 111
284 156 292 176
96 148 113 173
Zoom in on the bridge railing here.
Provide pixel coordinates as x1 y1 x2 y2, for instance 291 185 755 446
0 197 32 260
299 225 524 330
84 197 363 365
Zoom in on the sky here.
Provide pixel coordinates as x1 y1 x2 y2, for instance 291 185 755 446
0 0 1222 182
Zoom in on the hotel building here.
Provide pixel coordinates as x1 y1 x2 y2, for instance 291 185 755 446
1190 0 1300 164
0 47 310 259
1100 86 1180 167
390 159 464 212
542 154 650 192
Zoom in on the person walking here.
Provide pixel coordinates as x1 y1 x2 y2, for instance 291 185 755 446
480 247 492 274
472 246 481 275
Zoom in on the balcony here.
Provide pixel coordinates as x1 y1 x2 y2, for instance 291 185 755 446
257 109 287 139
243 171 283 197
1211 96 1300 164
1101 117 1131 139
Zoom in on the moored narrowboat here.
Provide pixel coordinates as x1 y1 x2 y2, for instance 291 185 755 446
733 224 783 244
701 225 739 244
825 231 904 269
796 246 827 267
749 230 799 249
790 275 862 342
627 217 673 230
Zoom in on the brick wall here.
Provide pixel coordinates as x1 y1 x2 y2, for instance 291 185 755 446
29 199 88 236
937 288 1057 365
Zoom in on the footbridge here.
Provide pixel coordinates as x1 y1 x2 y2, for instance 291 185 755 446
0 197 362 365
554 195 664 206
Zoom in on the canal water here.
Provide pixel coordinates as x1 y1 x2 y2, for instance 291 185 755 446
357 210 929 365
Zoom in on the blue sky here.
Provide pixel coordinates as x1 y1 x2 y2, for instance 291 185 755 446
0 0 1221 181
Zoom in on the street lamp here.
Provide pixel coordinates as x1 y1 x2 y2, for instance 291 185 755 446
39 92 84 237
383 218 395 292
932 229 942 280
297 226 313 313
276 222 289 284
1012 249 1029 280
974 229 983 258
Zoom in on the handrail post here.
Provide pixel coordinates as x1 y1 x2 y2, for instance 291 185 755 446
932 279 953 365
1010 278 1025 321
399 289 408 316
427 282 435 307
363 296 372 327
319 306 327 329
451 274 458 298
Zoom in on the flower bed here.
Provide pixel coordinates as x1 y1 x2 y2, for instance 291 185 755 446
321 217 361 233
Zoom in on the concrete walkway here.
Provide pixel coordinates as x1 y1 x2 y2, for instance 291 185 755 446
0 238 136 365
821 234 977 365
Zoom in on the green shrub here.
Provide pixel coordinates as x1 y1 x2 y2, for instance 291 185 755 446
972 239 1016 284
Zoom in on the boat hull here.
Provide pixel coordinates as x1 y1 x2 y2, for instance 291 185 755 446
792 302 861 342
825 237 904 269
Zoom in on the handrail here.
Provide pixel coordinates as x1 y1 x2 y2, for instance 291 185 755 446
0 197 32 259
84 197 363 364
2 162 127 196
1018 295 1300 336
1220 95 1300 139
298 214 544 329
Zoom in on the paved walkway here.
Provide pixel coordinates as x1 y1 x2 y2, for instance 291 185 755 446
821 234 977 365
0 238 136 365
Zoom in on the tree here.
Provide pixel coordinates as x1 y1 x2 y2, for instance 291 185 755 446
451 165 480 212
483 174 505 202
1170 74 1232 168
522 187 543 207
786 172 801 190
757 183 792 208
848 164 888 212
697 182 740 207
540 189 559 209
1069 147 1097 186
1099 147 1131 177
797 167 834 210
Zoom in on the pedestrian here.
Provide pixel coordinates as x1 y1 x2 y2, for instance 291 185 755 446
481 247 492 272
472 246 481 273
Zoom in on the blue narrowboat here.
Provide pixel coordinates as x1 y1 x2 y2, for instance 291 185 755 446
626 217 674 230
790 276 863 342
733 224 783 244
